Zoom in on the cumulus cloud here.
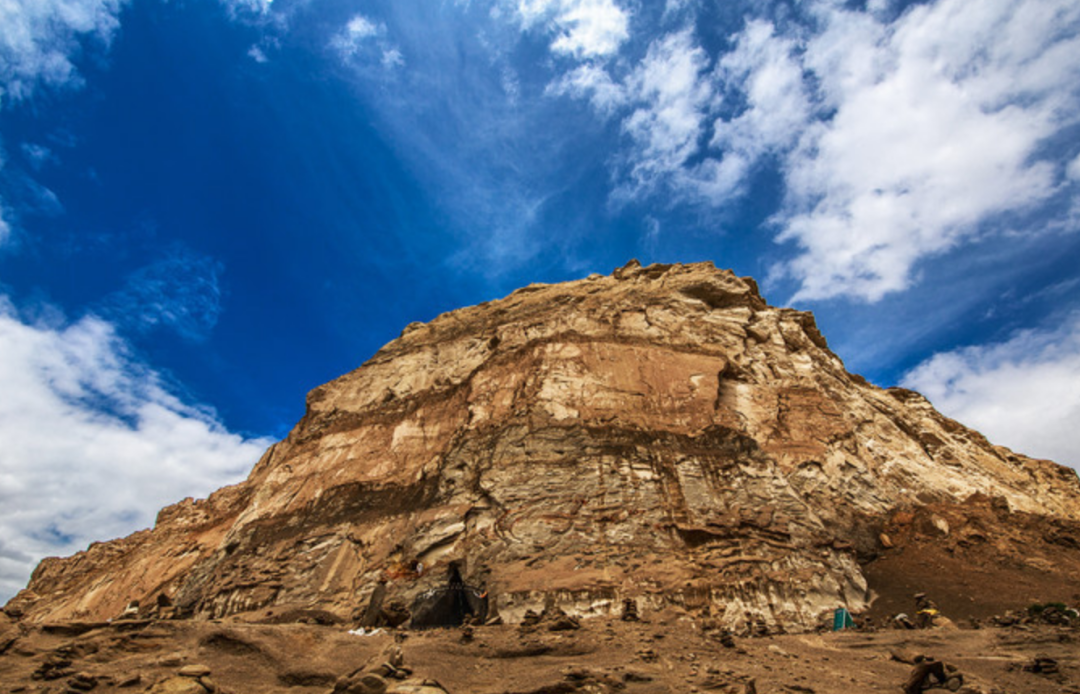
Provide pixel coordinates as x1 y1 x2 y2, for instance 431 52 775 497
549 0 1080 302
616 30 715 195
554 23 808 204
0 300 272 602
902 316 1080 469
775 0 1080 301
511 0 630 58
712 20 810 164
547 63 626 114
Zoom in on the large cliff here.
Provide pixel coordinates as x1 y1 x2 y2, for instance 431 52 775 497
8 261 1080 632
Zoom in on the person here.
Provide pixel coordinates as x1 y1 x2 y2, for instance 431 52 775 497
914 593 939 629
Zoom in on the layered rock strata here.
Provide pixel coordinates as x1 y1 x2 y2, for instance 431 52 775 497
9 261 1080 632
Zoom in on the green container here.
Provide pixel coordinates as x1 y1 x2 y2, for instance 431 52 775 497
833 607 854 631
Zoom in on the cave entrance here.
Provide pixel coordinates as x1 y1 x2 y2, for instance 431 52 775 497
409 563 488 628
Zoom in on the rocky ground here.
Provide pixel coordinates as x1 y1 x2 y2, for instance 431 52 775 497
2 608 1078 694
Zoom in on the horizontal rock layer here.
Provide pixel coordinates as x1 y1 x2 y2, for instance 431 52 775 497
10 261 1080 631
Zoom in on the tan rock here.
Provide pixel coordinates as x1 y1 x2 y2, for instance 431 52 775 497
146 676 207 694
8 261 1080 633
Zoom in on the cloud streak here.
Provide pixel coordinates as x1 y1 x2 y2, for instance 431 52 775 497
98 250 225 343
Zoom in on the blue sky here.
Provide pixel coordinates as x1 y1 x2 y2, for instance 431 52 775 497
1 0 1079 600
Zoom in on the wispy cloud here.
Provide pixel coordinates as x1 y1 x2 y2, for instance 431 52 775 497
218 0 273 19
98 249 225 343
0 299 272 601
329 13 404 71
902 315 1080 468
331 15 383 58
248 45 269 63
0 0 126 105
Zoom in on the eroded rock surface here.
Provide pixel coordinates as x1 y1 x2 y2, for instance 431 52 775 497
9 261 1080 632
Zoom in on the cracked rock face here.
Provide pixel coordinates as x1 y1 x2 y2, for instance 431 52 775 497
10 261 1080 632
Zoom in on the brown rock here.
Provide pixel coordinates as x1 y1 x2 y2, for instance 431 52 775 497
9 262 1080 634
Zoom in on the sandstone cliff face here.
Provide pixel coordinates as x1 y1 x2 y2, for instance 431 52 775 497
9 261 1080 632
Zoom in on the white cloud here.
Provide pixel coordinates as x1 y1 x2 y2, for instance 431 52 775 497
547 63 626 114
382 48 404 69
774 0 1080 301
0 300 272 602
512 0 630 58
1068 153 1080 182
549 0 1080 303
248 45 269 63
0 0 126 105
615 30 715 196
331 14 403 70
902 316 1080 469
712 20 810 161
218 0 272 18
331 15 385 60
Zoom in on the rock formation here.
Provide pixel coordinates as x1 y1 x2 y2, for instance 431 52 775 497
7 261 1080 633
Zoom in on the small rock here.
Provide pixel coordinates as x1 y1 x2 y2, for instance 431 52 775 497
116 674 142 688
548 614 580 632
145 676 208 694
1023 656 1059 675
178 665 212 678
67 672 98 691
388 680 448 694
345 673 388 694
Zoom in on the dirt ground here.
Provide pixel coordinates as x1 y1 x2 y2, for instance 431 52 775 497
2 609 1078 694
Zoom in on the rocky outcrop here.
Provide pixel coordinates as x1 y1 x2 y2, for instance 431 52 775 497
8 261 1080 632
